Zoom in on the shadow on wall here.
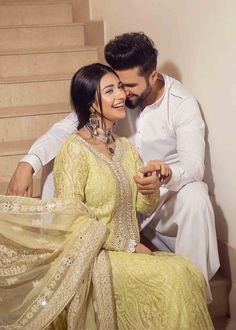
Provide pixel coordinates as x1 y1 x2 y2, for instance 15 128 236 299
160 60 230 283
198 106 215 194
200 106 231 288
159 61 182 82
199 106 228 239
201 102 231 302
159 62 216 192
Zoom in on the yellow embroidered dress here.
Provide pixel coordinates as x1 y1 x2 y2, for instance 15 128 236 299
0 134 214 330
53 134 213 330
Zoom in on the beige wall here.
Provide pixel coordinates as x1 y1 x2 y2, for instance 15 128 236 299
90 0 236 246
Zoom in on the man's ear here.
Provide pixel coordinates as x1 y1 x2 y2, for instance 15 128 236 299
149 70 158 86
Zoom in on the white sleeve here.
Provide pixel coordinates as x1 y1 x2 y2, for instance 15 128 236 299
20 112 78 173
164 97 205 191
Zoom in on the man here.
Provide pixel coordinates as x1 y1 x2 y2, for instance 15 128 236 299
7 32 219 301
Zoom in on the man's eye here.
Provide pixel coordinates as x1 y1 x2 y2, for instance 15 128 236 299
123 84 136 88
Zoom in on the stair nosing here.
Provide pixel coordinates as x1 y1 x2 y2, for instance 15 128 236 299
0 139 36 156
0 103 71 118
0 2 72 6
0 46 98 56
0 22 85 30
0 73 74 84
0 0 72 4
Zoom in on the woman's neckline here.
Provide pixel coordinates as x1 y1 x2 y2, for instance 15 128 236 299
74 132 123 163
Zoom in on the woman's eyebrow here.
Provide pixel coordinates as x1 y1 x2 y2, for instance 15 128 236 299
102 84 114 91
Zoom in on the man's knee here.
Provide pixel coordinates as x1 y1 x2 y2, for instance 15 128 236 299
175 181 215 228
177 182 210 209
149 182 214 235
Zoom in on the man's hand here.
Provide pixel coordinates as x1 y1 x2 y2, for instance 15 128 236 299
6 162 34 197
135 242 154 255
134 163 161 195
143 160 172 185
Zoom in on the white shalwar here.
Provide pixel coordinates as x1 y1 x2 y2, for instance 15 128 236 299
21 74 219 301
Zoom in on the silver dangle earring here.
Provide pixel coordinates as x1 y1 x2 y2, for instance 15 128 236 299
89 112 99 136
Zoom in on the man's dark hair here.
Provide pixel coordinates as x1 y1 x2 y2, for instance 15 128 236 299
70 63 118 130
105 32 158 76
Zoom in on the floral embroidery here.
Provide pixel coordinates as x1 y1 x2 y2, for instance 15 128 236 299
6 276 19 285
0 197 57 214
36 296 47 307
0 201 14 212
31 219 42 226
45 202 56 211
32 280 40 288
63 256 73 267
15 221 108 329
36 238 48 244
11 225 23 232
0 243 51 277
26 312 34 319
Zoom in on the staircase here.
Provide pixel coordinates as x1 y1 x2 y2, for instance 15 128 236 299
0 0 103 196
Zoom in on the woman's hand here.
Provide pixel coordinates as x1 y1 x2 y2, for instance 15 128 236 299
134 162 161 195
135 243 154 255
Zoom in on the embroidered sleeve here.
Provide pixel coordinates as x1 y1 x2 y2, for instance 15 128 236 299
53 138 88 201
131 144 159 216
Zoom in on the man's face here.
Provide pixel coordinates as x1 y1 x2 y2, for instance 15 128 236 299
115 67 152 109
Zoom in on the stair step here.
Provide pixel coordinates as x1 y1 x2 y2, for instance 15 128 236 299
0 77 71 107
0 141 40 193
0 46 98 78
0 176 42 198
0 3 73 26
0 23 85 51
0 151 47 178
0 139 36 156
0 45 98 56
0 111 69 142
0 72 73 84
209 273 229 319
0 103 71 118
0 152 33 182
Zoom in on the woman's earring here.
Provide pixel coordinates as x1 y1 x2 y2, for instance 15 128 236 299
89 113 99 136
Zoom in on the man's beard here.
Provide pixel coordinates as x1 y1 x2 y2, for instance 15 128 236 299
125 84 152 109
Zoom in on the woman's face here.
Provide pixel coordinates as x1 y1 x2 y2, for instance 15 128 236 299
95 72 126 124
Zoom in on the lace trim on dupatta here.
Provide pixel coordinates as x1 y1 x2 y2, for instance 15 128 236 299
92 250 117 330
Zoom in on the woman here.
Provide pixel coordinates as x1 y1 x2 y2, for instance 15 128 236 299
0 64 213 330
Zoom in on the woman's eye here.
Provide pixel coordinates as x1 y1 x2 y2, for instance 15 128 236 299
105 89 113 94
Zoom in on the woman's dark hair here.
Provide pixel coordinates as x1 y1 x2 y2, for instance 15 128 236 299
105 32 158 77
70 63 119 130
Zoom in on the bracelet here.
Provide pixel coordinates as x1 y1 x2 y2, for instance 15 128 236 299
127 239 137 253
